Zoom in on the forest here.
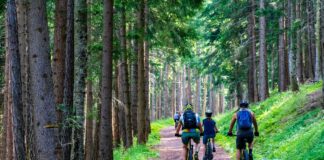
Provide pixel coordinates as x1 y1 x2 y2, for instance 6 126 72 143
0 0 323 160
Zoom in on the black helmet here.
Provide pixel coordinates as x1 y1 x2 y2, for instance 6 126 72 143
205 109 212 117
240 100 249 108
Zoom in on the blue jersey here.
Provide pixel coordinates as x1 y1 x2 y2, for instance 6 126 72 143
203 118 216 135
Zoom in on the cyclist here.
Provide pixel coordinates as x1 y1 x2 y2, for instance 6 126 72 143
174 111 181 128
202 110 219 153
227 100 259 160
175 103 203 160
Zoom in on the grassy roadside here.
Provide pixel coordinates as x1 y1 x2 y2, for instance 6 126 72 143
113 118 173 160
214 82 323 159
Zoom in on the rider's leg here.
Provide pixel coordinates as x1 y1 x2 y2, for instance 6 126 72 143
183 144 188 160
236 149 241 160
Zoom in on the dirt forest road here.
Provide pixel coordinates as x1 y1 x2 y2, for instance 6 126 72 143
152 126 231 160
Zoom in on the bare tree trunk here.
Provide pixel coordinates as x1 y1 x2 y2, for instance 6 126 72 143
6 0 26 158
53 0 67 130
186 67 192 104
296 1 304 83
130 25 138 135
182 67 187 105
258 0 269 100
321 0 324 79
62 0 74 159
307 0 315 80
118 64 127 147
219 85 224 113
176 72 182 112
196 75 201 114
98 0 114 159
288 0 299 91
144 0 150 138
314 0 322 81
71 0 88 158
247 0 258 102
163 64 169 117
279 13 288 92
113 67 120 148
137 0 147 144
202 76 207 117
85 81 93 160
120 0 133 147
27 0 59 159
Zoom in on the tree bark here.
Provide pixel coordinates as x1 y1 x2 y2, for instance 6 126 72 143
196 75 201 114
201 76 207 117
71 0 88 159
306 0 315 80
176 72 182 112
247 0 258 102
27 0 59 159
296 1 304 83
186 67 192 104
120 0 133 147
62 0 74 159
279 14 288 92
258 0 269 100
85 81 93 160
112 66 120 148
137 0 147 144
53 0 67 125
314 0 321 81
98 0 114 159
288 0 299 91
6 0 26 158
130 24 138 136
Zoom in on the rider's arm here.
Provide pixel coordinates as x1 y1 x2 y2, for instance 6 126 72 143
228 114 237 132
252 113 259 132
198 123 203 134
175 122 182 134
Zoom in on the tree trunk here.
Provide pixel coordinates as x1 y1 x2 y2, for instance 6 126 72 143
196 75 201 114
314 0 321 81
288 0 299 91
27 0 59 159
137 0 147 144
130 24 138 135
202 76 207 117
53 0 67 128
307 0 315 80
182 67 187 105
62 0 74 159
296 1 304 83
6 0 26 159
163 64 169 117
321 0 324 79
71 0 88 159
219 85 224 113
186 67 192 104
98 0 114 159
258 0 269 100
120 0 133 147
176 72 182 112
113 66 120 148
279 14 288 92
247 0 258 102
144 0 150 138
85 81 93 160
118 64 127 147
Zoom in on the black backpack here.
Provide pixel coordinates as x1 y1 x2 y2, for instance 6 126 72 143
183 110 197 129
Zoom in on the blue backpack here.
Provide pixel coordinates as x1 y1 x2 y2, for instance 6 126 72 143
237 110 252 130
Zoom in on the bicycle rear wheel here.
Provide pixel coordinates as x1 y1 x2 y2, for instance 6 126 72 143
242 149 249 160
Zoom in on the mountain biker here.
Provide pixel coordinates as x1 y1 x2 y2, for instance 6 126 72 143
174 111 181 128
227 100 259 160
175 103 203 160
202 110 219 153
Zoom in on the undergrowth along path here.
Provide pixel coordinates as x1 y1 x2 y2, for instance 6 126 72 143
153 126 231 160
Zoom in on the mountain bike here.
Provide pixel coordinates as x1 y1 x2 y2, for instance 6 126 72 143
175 134 199 160
229 134 251 160
203 137 213 160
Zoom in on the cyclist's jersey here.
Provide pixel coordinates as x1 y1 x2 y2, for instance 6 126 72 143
236 108 253 135
180 113 200 133
203 118 216 135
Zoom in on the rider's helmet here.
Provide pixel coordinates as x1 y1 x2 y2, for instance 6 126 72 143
239 100 249 108
205 109 212 117
184 103 193 111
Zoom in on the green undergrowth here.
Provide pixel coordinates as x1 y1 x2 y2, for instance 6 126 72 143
113 118 173 160
215 82 324 160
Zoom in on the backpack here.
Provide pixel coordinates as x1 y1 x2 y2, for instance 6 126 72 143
237 110 252 130
174 113 180 120
183 110 197 129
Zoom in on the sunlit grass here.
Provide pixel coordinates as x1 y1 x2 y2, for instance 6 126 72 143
215 82 323 160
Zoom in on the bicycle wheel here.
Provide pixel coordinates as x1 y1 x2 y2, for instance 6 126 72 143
188 145 193 160
242 149 249 160
207 141 213 159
